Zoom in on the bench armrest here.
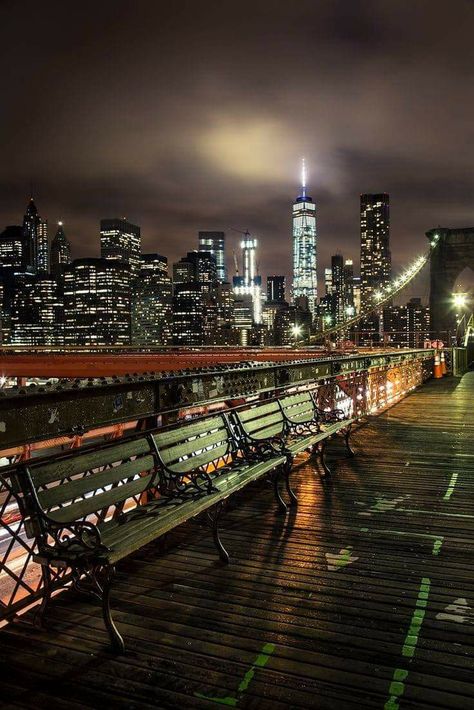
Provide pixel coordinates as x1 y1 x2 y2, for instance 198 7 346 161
38 517 111 559
243 435 287 461
314 405 346 423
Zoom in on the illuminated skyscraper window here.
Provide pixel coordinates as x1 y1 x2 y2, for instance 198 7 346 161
36 217 49 273
292 159 317 320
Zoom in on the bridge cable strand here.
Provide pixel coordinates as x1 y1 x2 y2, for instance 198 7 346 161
310 237 440 343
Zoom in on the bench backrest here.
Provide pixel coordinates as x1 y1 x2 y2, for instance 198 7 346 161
16 437 155 532
234 400 285 441
279 391 315 425
153 414 233 477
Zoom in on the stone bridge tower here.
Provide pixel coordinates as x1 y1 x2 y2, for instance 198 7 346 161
427 227 474 335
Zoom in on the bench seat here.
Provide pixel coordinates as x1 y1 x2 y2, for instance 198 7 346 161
285 419 356 457
15 412 289 652
42 454 287 566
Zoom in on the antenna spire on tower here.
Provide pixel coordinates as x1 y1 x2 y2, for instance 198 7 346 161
301 157 307 198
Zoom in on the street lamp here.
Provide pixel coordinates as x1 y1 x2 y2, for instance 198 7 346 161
345 305 355 318
291 324 302 348
453 292 467 309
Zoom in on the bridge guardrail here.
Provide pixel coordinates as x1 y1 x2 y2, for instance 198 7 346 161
0 349 435 623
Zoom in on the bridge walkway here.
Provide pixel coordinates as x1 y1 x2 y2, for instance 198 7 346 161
0 373 473 709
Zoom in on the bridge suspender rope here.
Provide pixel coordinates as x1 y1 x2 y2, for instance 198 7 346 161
310 234 441 343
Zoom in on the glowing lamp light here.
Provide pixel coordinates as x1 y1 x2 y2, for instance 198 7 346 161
374 291 383 302
291 324 302 337
453 292 467 308
324 315 332 324
345 305 355 316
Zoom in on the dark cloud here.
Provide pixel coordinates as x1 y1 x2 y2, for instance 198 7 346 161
0 0 473 302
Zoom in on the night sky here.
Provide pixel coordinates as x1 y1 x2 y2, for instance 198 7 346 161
1 0 473 299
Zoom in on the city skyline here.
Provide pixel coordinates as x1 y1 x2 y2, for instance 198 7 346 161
0 0 472 289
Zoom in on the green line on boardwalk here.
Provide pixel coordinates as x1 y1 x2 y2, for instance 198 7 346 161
443 472 458 501
195 643 275 706
384 577 431 710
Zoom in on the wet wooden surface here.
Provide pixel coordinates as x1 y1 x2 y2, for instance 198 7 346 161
1 373 473 709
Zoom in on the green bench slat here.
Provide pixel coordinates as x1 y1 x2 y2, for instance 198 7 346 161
48 473 154 524
165 443 231 474
280 400 313 415
99 454 286 563
37 455 156 510
237 401 280 422
159 428 231 465
279 392 313 407
246 424 284 441
31 438 151 486
285 411 315 424
238 410 284 435
281 402 314 420
154 416 226 447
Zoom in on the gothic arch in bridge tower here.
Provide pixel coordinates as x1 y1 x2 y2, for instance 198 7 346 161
427 227 474 335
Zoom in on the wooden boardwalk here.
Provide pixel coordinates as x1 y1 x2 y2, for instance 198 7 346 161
1 374 474 709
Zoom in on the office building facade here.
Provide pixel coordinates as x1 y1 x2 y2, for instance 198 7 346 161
50 222 71 278
100 218 141 280
64 258 131 345
198 231 226 282
360 193 391 306
132 254 172 346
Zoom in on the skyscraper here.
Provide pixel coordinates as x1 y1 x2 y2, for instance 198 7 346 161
131 254 172 345
64 258 131 345
267 275 285 303
172 250 218 345
331 254 344 324
22 197 44 272
0 226 29 272
232 233 262 323
50 222 72 278
100 218 141 280
360 194 391 306
198 231 226 282
10 275 63 345
292 159 317 320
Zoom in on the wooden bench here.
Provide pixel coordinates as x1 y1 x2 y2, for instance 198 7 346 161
13 413 288 652
233 391 355 491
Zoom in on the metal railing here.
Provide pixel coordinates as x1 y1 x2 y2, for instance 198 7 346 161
0 350 435 623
